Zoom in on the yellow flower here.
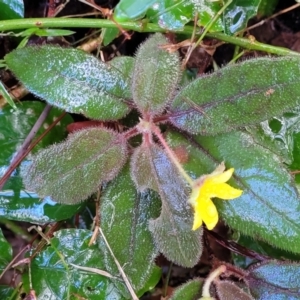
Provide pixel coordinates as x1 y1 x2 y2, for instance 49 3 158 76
188 162 243 231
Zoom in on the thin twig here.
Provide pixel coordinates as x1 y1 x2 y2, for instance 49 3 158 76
242 3 300 32
0 109 66 190
98 227 138 300
0 245 31 281
0 104 52 190
70 263 116 279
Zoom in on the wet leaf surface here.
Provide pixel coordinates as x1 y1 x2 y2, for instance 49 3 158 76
24 229 126 300
114 0 156 21
224 0 261 34
0 0 24 20
146 0 193 30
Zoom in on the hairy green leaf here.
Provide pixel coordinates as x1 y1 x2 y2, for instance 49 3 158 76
99 164 161 298
166 130 300 254
169 279 203 300
5 46 130 120
109 56 135 99
170 57 300 135
0 101 82 223
132 33 180 116
246 261 300 299
23 229 125 300
23 127 127 204
131 143 202 267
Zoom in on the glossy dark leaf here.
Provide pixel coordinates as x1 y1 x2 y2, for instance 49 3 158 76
246 123 291 164
99 164 161 298
146 0 224 31
145 0 259 33
23 127 127 204
132 33 180 116
216 281 254 300
170 57 300 135
258 0 279 17
22 28 75 37
169 279 203 300
0 287 14 299
261 109 300 169
232 234 300 269
0 80 16 109
146 0 193 30
166 130 300 254
0 101 82 223
102 27 119 46
0 230 14 298
114 0 156 21
131 143 203 267
247 261 300 300
224 0 261 34
0 229 12 270
194 0 224 31
0 0 24 20
5 46 130 120
23 229 125 300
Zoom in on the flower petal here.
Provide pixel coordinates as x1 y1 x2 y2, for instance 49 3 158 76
209 182 243 199
192 209 203 230
208 168 235 184
194 197 219 230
